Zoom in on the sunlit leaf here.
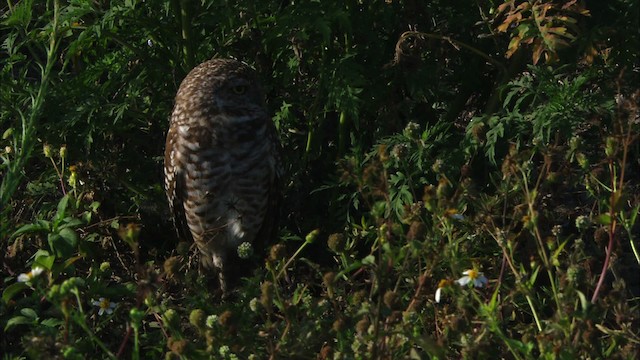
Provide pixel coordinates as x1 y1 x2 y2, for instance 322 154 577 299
34 253 56 270
5 316 33 331
2 283 29 303
595 213 612 225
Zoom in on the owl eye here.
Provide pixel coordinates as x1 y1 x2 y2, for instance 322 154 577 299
231 85 247 95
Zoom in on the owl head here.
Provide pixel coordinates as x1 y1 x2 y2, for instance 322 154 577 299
174 58 266 121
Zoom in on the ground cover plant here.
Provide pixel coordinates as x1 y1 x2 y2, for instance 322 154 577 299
1 0 639 359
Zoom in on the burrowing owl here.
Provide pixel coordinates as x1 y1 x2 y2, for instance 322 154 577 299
164 58 281 294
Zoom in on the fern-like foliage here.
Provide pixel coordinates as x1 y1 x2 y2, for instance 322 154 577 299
467 65 615 164
495 0 590 64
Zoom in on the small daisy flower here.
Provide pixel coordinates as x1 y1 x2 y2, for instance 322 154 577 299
17 267 45 283
444 208 464 220
249 297 259 312
92 297 117 316
456 269 488 288
435 279 453 303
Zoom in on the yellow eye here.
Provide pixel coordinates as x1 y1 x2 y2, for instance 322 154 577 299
231 85 247 95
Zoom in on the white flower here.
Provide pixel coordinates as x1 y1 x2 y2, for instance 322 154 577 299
456 269 488 288
92 297 117 316
249 297 259 312
451 213 464 221
435 279 452 303
17 267 45 283
445 209 464 220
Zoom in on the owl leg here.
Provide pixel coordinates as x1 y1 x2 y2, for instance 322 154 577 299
216 253 246 299
211 253 231 298
218 266 228 298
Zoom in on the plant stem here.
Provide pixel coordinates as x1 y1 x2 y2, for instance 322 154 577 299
520 167 562 314
338 111 348 156
0 0 61 206
591 159 619 303
490 224 543 332
276 239 311 280
397 31 507 73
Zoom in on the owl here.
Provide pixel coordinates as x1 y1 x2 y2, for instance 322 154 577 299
164 58 281 294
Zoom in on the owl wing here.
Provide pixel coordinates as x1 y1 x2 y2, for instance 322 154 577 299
164 124 193 244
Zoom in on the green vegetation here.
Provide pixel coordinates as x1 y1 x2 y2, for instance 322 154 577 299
1 0 638 358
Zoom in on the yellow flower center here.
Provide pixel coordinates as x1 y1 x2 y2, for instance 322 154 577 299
99 298 111 309
467 269 479 280
444 208 458 216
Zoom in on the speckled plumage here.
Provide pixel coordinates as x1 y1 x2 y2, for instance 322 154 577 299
164 58 281 294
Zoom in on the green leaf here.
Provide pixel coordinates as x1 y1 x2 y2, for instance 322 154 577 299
628 204 640 226
576 290 589 312
48 227 78 258
20 308 38 320
361 255 376 265
595 213 612 225
89 201 101 212
40 318 63 327
291 284 309 305
34 253 56 270
2 0 33 27
59 218 84 229
82 211 93 223
63 255 84 269
611 191 626 212
2 128 13 139
48 234 62 256
505 338 534 356
54 194 71 224
60 227 79 253
5 316 34 331
371 201 387 219
552 238 569 264
12 220 51 237
2 283 29 303
528 265 540 287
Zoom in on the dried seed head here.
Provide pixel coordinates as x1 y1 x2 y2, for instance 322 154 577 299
406 221 426 241
163 256 180 277
43 144 52 158
383 290 400 310
168 337 188 355
260 281 274 311
327 233 346 253
218 310 234 329
355 317 370 336
332 318 346 332
269 244 286 261
323 272 336 298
